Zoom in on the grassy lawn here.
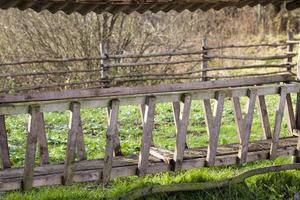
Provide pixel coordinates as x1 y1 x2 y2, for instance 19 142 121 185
1 94 300 199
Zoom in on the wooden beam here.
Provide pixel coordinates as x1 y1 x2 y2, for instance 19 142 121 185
172 102 188 149
106 107 122 157
285 93 296 135
138 97 156 176
0 115 11 169
0 75 292 104
101 100 119 186
258 95 272 139
63 102 81 185
36 112 49 165
76 117 87 161
205 92 225 166
173 94 192 172
23 105 40 190
270 87 287 159
237 89 257 164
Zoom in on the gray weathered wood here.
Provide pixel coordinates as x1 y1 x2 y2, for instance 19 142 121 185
106 106 122 156
232 97 244 143
172 101 188 149
138 97 156 176
100 41 109 88
201 36 208 81
101 99 119 186
237 89 257 164
173 94 192 171
36 112 49 165
285 93 296 135
0 115 11 169
258 95 272 139
296 42 300 130
23 105 40 190
270 87 287 159
205 92 225 166
63 102 81 185
287 32 294 72
76 118 87 161
0 75 292 104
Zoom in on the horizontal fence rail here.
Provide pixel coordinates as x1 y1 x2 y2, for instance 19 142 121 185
1 38 299 94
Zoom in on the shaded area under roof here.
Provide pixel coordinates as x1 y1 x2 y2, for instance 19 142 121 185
0 0 299 15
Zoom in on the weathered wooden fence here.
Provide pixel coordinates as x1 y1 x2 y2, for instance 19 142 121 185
0 35 300 191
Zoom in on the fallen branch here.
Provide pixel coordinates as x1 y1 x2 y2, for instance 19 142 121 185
116 163 300 200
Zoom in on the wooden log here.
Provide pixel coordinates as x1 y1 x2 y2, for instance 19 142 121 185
206 43 286 50
232 97 244 143
205 92 225 166
0 115 11 169
106 107 122 157
173 94 192 172
23 105 40 190
76 118 87 161
207 54 294 61
100 41 109 88
287 32 294 72
285 93 296 135
172 102 188 149
238 89 257 164
63 102 81 185
270 87 287 159
0 75 292 104
101 99 119 186
36 112 49 165
201 36 208 81
258 96 272 139
138 97 156 176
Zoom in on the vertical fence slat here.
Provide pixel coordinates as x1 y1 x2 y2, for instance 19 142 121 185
36 112 49 165
258 95 272 139
173 101 188 149
173 94 192 172
206 93 225 166
101 99 119 186
63 102 81 185
23 105 40 190
100 41 109 88
285 93 296 135
270 87 287 159
107 106 122 156
0 115 11 169
138 97 156 176
76 118 87 161
238 89 257 164
232 97 245 143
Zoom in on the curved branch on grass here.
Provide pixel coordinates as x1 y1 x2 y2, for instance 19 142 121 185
116 164 300 200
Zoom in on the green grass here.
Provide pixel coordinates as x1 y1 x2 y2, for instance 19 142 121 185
1 94 300 199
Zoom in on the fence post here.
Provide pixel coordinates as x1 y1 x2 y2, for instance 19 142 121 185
201 36 208 81
100 41 109 88
294 40 300 163
287 32 294 72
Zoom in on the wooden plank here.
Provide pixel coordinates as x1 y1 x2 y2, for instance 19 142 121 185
270 87 287 159
238 89 257 164
206 92 225 166
101 99 119 186
138 97 156 176
23 105 40 190
100 41 109 88
63 102 81 185
258 95 272 139
76 118 87 161
173 94 192 172
106 106 122 156
0 75 292 104
285 93 296 135
201 36 208 81
0 115 11 169
36 112 49 165
172 101 188 149
232 97 244 143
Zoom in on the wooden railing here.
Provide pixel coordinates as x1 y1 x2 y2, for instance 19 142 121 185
0 36 300 192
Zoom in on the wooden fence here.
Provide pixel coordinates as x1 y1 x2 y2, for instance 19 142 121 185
0 35 300 192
